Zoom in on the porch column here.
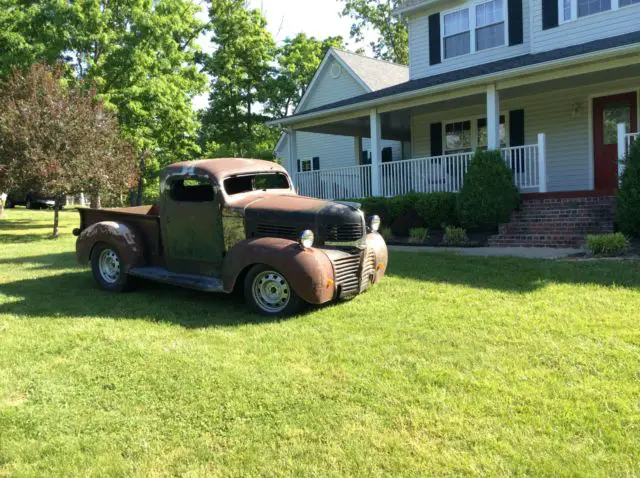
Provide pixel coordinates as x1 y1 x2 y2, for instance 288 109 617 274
369 109 382 196
486 84 500 150
287 129 297 187
538 133 547 193
617 122 627 181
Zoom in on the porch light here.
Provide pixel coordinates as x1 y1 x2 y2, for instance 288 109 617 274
299 229 314 249
370 215 381 232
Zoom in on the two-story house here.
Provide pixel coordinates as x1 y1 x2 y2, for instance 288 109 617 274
270 0 640 246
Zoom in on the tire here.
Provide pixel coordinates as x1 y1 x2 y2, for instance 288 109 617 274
244 264 305 317
90 242 133 292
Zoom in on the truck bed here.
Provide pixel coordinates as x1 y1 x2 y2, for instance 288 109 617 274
78 205 163 264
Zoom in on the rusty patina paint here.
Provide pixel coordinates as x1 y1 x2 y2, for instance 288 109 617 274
222 237 335 304
76 221 145 271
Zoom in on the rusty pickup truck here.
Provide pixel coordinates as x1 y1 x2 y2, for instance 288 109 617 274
74 158 387 316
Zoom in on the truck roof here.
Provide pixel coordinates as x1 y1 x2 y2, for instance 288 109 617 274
163 158 288 184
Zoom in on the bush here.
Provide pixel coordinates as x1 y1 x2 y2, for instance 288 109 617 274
442 226 469 246
456 150 520 231
585 233 628 256
380 228 394 242
409 227 429 243
617 139 640 237
415 192 458 228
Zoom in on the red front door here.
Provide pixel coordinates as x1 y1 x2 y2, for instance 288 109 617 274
593 92 637 191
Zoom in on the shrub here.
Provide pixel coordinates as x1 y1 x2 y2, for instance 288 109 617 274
415 192 458 228
359 196 391 227
616 139 640 237
456 150 520 231
585 233 629 256
442 226 469 246
409 227 429 243
380 228 394 242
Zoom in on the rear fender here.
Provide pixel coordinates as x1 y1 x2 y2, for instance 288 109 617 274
76 221 145 272
222 238 335 304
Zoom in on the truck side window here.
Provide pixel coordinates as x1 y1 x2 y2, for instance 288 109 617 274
170 178 214 202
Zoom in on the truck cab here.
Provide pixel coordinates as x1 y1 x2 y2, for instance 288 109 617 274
75 158 387 316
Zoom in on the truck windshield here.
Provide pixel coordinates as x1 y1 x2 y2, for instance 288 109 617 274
224 173 290 195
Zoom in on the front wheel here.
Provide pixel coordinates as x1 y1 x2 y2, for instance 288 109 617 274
244 265 305 317
91 243 133 292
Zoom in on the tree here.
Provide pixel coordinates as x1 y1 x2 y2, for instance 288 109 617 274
0 0 208 204
339 0 409 65
199 0 278 158
616 139 640 237
0 64 136 237
265 33 344 119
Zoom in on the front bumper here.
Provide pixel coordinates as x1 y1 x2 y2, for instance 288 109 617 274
322 233 388 300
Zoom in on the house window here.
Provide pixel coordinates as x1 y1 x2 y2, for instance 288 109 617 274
442 0 506 60
443 9 471 59
475 0 505 51
560 0 635 22
300 159 312 172
477 116 507 148
445 120 472 153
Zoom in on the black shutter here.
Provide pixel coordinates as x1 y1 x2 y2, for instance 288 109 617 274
312 157 320 170
542 0 559 30
509 109 525 146
428 13 441 66
430 122 443 156
297 160 301 172
361 150 371 165
508 0 524 45
382 147 393 163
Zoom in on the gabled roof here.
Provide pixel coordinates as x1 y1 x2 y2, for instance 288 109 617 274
331 49 409 92
273 31 640 127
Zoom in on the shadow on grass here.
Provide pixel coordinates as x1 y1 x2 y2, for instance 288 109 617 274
0 251 77 270
387 250 640 293
0 222 56 231
0 233 58 244
0 269 275 328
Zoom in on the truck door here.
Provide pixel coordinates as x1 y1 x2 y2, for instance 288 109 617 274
161 176 225 276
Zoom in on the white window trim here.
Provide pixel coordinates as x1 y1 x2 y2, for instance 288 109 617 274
442 114 509 153
558 0 638 24
440 0 509 61
300 159 312 172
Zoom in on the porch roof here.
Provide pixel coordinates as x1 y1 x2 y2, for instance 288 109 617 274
271 31 640 128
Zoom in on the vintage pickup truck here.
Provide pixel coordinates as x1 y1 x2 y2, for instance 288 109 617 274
74 158 387 316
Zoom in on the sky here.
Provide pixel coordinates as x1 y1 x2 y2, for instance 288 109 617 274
192 0 376 110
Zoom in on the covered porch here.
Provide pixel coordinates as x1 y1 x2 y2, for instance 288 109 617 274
277 54 640 201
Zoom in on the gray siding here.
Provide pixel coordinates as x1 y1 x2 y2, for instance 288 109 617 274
532 2 640 52
407 0 531 80
411 76 640 192
297 58 368 113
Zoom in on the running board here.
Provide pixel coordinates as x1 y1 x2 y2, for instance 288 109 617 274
128 267 226 293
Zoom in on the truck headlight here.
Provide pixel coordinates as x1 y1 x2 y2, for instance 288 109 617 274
370 215 381 232
299 229 314 249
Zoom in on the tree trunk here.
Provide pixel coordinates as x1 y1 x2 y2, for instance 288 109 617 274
0 204 4 219
90 194 101 209
52 203 60 238
135 152 147 206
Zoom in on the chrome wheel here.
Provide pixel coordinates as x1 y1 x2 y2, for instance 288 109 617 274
251 270 290 314
98 248 121 284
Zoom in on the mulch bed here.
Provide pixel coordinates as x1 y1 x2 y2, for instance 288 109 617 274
386 230 494 248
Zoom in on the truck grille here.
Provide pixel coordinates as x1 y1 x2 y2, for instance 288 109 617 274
325 223 363 242
333 254 361 298
360 249 376 293
256 223 297 239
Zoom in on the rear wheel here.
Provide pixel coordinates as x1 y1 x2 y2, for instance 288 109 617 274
91 243 133 292
244 265 304 317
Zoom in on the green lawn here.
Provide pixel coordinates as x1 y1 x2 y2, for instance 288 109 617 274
1 209 639 476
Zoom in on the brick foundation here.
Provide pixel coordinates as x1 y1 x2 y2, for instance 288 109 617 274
487 195 615 248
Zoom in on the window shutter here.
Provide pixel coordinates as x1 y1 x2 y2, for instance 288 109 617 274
508 0 524 45
297 160 301 172
509 109 525 146
312 157 320 170
382 147 393 163
428 13 441 66
542 0 559 30
430 123 443 156
361 150 371 165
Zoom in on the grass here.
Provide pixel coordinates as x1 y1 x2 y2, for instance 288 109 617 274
1 208 640 476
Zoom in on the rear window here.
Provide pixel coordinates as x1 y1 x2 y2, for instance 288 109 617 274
170 178 214 202
224 173 290 195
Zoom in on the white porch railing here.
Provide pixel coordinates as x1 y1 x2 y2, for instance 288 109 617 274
294 136 547 200
295 164 372 199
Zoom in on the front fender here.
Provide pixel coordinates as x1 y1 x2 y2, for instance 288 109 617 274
367 232 388 283
222 238 335 304
76 221 145 272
